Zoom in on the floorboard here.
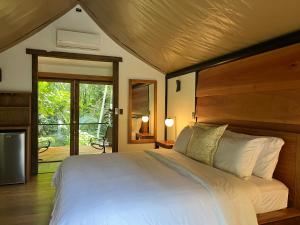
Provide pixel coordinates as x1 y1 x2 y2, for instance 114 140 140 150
0 174 54 225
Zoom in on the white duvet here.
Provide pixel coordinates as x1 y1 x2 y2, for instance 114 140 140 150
50 149 258 225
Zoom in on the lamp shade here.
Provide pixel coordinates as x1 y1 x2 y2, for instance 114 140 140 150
141 115 149 123
165 118 174 127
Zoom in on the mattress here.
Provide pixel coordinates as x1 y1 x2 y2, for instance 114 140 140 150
51 149 259 225
248 176 288 214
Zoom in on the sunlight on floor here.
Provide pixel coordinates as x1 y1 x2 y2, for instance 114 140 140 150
38 162 61 174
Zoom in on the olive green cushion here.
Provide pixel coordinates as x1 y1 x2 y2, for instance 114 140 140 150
186 124 228 165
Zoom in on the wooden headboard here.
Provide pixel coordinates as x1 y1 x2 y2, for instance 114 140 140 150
195 43 300 209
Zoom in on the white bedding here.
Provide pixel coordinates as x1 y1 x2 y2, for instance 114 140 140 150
248 176 288 214
50 149 259 225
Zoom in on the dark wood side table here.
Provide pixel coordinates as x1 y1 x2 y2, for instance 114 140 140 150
155 140 174 149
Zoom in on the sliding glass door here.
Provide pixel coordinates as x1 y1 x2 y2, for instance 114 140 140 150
38 80 72 162
37 79 113 168
78 83 113 155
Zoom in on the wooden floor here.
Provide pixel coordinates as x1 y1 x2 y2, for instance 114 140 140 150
39 145 112 161
0 174 54 225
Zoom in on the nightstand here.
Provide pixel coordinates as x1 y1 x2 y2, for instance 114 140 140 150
155 140 174 149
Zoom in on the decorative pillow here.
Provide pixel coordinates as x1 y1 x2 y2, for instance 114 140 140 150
173 125 193 154
186 124 228 165
252 137 284 180
214 130 267 179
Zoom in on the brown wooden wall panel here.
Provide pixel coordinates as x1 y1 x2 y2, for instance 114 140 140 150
195 43 300 210
196 89 300 129
197 43 300 97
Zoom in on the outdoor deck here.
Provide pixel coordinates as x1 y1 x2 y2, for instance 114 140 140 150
39 145 112 162
38 145 112 173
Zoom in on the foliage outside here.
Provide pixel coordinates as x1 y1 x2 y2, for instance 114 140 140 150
38 81 112 147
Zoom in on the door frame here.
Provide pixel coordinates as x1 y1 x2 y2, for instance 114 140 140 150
27 49 122 175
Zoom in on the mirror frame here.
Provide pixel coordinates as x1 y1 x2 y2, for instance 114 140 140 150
128 79 157 144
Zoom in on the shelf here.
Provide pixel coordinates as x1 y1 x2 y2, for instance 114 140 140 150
0 106 30 109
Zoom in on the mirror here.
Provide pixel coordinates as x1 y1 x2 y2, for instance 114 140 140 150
128 79 157 143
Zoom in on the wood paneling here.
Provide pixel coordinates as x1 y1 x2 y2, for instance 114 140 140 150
0 93 31 126
196 88 300 129
38 72 113 83
26 48 122 62
197 43 300 97
195 43 300 222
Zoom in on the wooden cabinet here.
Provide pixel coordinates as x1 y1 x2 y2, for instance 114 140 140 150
0 92 31 181
0 92 31 126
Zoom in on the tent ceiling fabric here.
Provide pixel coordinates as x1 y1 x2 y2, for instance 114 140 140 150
0 0 76 52
80 0 300 73
1 1 300 73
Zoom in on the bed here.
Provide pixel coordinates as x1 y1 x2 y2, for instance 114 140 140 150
50 43 300 225
51 148 272 225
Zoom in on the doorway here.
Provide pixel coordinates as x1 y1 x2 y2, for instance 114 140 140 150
37 79 113 173
27 49 122 175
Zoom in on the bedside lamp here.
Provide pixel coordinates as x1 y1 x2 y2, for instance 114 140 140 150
165 117 176 141
141 115 149 123
165 118 174 127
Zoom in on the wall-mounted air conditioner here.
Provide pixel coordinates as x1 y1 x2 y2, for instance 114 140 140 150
56 30 101 50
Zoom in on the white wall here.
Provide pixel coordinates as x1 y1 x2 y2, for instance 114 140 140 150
0 5 165 151
167 72 196 140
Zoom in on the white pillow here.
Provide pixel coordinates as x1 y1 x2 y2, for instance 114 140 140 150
214 131 267 179
173 125 193 154
252 137 284 180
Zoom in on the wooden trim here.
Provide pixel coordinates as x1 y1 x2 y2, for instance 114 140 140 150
28 49 121 172
296 135 300 207
128 79 157 144
38 72 113 83
112 62 119 152
128 79 133 144
166 30 300 79
31 55 38 175
257 208 300 224
73 81 80 155
164 76 168 140
26 48 122 62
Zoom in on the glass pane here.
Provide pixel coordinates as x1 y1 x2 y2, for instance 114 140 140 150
38 81 71 165
79 83 113 155
38 81 71 124
38 124 70 161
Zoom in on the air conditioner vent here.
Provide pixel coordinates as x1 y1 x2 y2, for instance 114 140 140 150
56 30 101 50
